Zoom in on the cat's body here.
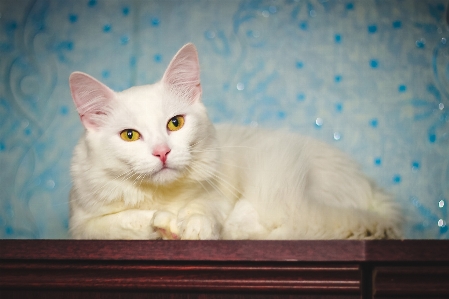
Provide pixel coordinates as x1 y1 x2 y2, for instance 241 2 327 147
69 43 401 240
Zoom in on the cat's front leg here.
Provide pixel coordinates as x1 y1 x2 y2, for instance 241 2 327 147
70 208 161 240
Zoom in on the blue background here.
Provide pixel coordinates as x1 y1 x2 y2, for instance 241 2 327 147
0 0 448 239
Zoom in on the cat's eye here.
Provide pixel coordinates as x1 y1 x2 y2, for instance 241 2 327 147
120 129 141 142
167 115 185 131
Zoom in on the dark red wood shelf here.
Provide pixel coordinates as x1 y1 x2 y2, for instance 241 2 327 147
1 240 448 298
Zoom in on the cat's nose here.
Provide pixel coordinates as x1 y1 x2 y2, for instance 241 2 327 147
152 144 171 164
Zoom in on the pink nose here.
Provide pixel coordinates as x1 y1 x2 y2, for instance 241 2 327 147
152 145 171 163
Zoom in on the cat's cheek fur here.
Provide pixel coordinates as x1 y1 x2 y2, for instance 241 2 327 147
71 130 151 209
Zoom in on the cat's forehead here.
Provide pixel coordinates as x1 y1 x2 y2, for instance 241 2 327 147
118 83 163 104
114 83 190 117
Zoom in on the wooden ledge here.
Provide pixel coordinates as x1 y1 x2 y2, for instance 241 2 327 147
2 239 449 261
1 240 449 298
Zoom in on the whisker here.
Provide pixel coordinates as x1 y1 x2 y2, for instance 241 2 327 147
184 166 213 197
137 172 148 189
131 172 145 187
191 145 258 152
185 165 234 202
86 169 136 201
188 136 209 149
191 162 241 200
213 158 249 170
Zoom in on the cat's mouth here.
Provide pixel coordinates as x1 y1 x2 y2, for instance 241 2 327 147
159 165 170 171
149 164 182 184
154 164 171 173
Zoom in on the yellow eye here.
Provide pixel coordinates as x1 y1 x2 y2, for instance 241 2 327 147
120 129 140 142
167 115 185 131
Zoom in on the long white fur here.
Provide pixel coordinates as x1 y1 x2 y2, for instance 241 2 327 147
69 43 402 240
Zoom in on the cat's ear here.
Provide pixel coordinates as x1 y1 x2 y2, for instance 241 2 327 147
69 72 115 130
162 43 202 103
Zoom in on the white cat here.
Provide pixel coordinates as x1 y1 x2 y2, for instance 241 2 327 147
69 43 402 240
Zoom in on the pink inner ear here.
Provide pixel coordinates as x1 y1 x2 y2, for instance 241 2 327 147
69 72 115 130
162 43 202 102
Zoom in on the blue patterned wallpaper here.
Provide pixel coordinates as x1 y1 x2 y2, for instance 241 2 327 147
0 0 448 239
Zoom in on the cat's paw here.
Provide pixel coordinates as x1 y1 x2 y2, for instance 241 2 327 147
370 221 402 239
345 215 402 240
151 211 180 240
178 213 219 240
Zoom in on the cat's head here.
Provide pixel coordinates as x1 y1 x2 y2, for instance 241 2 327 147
69 43 218 187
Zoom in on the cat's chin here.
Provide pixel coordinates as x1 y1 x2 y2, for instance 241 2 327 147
149 167 183 185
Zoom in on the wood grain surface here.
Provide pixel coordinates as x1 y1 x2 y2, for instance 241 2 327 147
1 240 448 298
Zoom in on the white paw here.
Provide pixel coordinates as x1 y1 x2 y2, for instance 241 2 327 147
151 211 180 240
179 214 219 240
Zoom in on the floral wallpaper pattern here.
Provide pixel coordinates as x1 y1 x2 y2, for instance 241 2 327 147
0 0 448 239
